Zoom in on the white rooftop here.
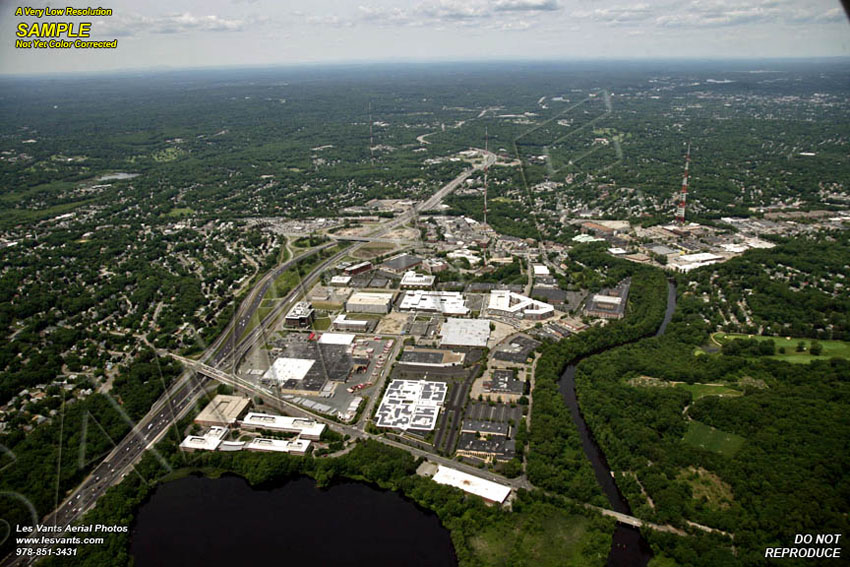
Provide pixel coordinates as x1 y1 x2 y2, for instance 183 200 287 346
179 426 228 452
263 358 315 382
487 290 554 318
592 295 622 305
440 318 491 347
375 380 447 431
401 271 436 286
431 465 511 504
532 264 550 276
347 292 395 305
318 332 355 345
400 290 469 315
245 437 311 453
241 412 326 438
678 252 723 263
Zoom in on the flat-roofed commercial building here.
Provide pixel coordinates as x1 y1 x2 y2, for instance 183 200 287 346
330 275 352 286
486 290 554 320
431 465 511 505
194 395 252 427
285 302 315 328
399 290 469 316
398 348 464 367
381 253 422 274
332 314 375 333
585 278 631 320
482 369 524 402
455 433 516 463
532 264 550 277
345 291 394 314
343 261 373 276
439 318 491 348
400 271 436 289
240 412 326 439
375 380 447 431
245 437 311 455
263 357 315 384
179 426 228 452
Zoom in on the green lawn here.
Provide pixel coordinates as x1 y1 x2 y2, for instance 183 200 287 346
712 333 850 364
675 383 742 400
165 207 195 217
682 420 745 457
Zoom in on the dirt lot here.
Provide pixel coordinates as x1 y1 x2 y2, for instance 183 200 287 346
376 311 409 335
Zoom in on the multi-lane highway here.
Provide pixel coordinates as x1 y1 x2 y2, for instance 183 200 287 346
2 154 495 567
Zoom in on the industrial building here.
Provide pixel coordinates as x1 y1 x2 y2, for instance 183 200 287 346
439 318 491 348
330 275 352 286
482 369 524 402
493 335 540 363
486 290 554 320
585 278 631 320
381 253 423 274
398 348 464 367
332 314 375 333
400 271 436 289
532 264 550 277
375 380 447 431
399 290 469 315
343 261 373 276
263 357 316 384
240 412 326 439
285 302 315 328
194 395 252 427
345 291 395 314
430 465 511 505
455 433 516 463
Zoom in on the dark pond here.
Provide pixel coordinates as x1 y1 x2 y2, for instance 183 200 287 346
131 475 457 567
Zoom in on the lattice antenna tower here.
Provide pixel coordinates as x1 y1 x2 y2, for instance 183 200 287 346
676 143 691 225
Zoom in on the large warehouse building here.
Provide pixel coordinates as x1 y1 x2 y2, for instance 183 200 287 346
345 292 395 314
439 318 491 348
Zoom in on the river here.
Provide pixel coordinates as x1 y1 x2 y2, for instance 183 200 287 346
559 280 677 566
131 475 457 567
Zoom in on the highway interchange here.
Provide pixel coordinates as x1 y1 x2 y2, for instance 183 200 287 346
3 153 501 566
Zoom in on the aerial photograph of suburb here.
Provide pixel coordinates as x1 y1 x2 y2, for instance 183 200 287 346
0 1 848 566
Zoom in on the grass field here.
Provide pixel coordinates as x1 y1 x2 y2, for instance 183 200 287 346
165 207 195 217
675 383 742 401
712 333 850 364
469 510 599 567
682 420 745 457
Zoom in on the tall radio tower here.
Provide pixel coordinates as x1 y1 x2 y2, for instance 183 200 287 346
483 127 489 227
675 143 690 225
368 102 374 166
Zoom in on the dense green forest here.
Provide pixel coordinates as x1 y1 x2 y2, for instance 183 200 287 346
570 290 850 565
526 247 669 504
0 351 181 559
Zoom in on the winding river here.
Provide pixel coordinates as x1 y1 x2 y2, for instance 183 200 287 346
559 280 677 566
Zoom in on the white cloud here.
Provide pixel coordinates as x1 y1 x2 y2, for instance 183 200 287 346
98 12 251 37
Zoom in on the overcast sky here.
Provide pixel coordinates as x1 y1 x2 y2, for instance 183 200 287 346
1 0 848 75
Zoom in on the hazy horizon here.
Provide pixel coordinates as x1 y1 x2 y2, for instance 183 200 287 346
2 0 848 76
